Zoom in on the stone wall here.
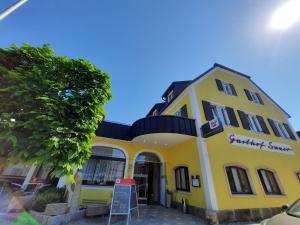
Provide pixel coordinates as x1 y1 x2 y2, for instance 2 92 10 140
30 209 85 225
172 201 282 224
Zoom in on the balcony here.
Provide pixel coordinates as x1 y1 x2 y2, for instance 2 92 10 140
96 116 197 147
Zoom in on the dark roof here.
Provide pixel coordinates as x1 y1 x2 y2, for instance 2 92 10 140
161 80 191 99
156 63 290 118
95 121 131 141
146 103 165 117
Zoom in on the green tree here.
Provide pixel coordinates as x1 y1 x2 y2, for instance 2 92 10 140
0 44 112 179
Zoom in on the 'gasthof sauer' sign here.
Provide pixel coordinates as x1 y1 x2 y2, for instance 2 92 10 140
228 133 294 155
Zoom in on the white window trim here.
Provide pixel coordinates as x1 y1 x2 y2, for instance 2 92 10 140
174 108 182 117
152 109 158 116
256 167 285 197
273 120 290 140
223 164 256 197
167 90 174 103
246 113 263 134
221 80 234 96
211 103 231 127
248 89 262 104
173 165 191 193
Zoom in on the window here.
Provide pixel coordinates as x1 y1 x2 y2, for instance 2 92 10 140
167 90 174 102
215 79 237 96
174 109 181 117
244 89 264 105
152 109 158 116
238 110 271 134
225 166 253 194
222 81 234 96
175 167 190 192
249 90 261 104
211 104 230 127
246 113 262 133
82 146 126 186
268 119 296 140
174 105 188 117
257 169 282 195
274 121 290 139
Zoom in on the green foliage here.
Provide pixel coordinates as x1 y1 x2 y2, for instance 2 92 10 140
32 187 66 212
9 212 39 225
0 44 112 177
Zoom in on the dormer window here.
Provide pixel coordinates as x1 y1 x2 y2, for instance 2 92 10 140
152 109 158 116
167 90 174 102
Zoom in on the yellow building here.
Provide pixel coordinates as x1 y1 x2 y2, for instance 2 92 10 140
68 63 300 222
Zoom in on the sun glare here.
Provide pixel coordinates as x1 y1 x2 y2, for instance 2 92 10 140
271 0 300 30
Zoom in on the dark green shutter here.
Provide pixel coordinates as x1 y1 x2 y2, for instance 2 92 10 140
237 110 250 130
283 123 296 140
225 107 239 127
215 79 224 92
256 93 264 105
229 84 237 96
180 105 188 118
267 119 281 137
256 115 270 134
202 100 214 121
244 89 252 101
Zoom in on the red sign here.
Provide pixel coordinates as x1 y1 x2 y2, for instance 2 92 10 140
209 118 219 129
115 178 136 185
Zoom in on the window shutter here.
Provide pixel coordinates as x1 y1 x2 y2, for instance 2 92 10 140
215 79 224 92
225 107 239 127
180 105 188 118
256 93 264 105
229 84 237 96
237 110 250 130
256 115 270 134
267 119 281 137
244 89 252 101
202 100 214 121
283 123 296 140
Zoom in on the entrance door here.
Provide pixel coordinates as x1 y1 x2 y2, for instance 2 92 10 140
133 152 161 205
134 162 149 204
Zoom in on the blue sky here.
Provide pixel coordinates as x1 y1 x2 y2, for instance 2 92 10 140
1 0 300 129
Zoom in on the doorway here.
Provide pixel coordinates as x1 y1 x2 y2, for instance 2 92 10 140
133 152 161 205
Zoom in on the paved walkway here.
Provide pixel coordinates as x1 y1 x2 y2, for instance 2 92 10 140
69 206 260 225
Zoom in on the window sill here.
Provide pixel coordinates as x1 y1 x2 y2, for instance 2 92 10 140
222 92 236 97
230 193 257 198
249 100 263 106
264 193 286 198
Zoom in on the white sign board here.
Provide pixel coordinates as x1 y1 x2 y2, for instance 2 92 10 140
228 133 294 155
209 119 219 129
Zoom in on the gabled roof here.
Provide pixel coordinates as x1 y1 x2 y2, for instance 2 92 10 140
153 63 290 118
146 102 166 117
161 80 191 100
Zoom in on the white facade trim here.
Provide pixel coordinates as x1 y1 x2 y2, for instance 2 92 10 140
189 84 218 210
